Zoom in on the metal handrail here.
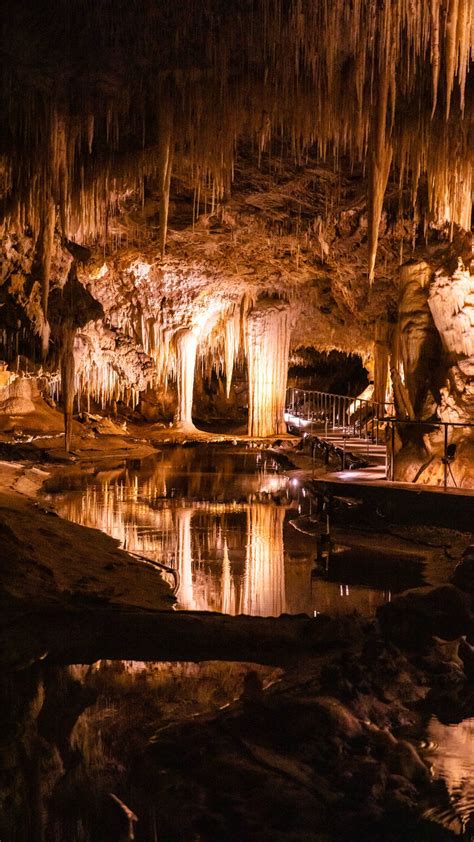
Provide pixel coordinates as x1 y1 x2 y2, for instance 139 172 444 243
285 389 473 491
285 387 394 442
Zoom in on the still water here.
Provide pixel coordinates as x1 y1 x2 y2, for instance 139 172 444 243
44 445 424 618
422 716 474 835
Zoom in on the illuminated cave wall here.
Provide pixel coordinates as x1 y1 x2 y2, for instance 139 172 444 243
390 243 474 489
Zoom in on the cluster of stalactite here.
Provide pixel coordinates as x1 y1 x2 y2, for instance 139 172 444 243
48 288 292 442
2 0 473 350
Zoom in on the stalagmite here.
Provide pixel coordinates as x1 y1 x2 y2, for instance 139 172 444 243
241 505 285 617
245 301 291 438
173 328 198 431
38 198 56 357
60 323 76 452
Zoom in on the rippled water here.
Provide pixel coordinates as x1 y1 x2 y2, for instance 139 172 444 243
43 445 424 618
422 716 474 835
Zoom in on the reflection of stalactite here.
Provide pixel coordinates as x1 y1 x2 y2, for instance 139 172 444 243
245 301 291 437
173 329 198 430
60 323 76 451
241 505 285 617
176 508 195 610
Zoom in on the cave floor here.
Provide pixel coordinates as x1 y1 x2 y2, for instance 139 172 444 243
1 435 474 841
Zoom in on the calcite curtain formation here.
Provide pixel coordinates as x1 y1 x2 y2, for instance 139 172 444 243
245 301 291 437
173 329 198 431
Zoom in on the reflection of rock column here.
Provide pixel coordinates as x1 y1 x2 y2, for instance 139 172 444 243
174 329 197 430
221 538 235 615
176 508 195 609
245 301 291 437
241 504 285 617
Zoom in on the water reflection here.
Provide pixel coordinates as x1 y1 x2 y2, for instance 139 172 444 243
423 716 474 834
45 447 420 618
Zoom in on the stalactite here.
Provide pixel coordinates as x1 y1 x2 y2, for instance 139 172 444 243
224 308 241 398
445 0 460 120
245 300 291 438
367 12 393 286
158 107 174 258
430 0 441 117
2 0 474 279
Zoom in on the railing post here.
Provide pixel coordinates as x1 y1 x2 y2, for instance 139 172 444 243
443 423 448 492
332 397 336 431
391 422 395 481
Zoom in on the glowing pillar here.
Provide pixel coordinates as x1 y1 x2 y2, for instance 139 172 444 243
174 328 197 430
245 301 291 437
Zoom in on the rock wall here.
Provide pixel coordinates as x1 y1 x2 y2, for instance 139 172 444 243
391 243 474 488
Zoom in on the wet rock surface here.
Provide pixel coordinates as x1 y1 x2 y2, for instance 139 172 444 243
3 601 472 841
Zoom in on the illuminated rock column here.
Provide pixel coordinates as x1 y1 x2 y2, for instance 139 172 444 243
174 328 198 430
395 262 441 419
245 301 291 437
241 504 286 617
428 260 474 423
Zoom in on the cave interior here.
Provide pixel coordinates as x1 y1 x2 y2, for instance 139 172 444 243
1 2 474 841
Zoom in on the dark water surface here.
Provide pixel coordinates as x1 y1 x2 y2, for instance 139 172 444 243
43 445 426 618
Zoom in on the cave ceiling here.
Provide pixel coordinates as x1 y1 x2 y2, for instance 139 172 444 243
1 0 473 358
